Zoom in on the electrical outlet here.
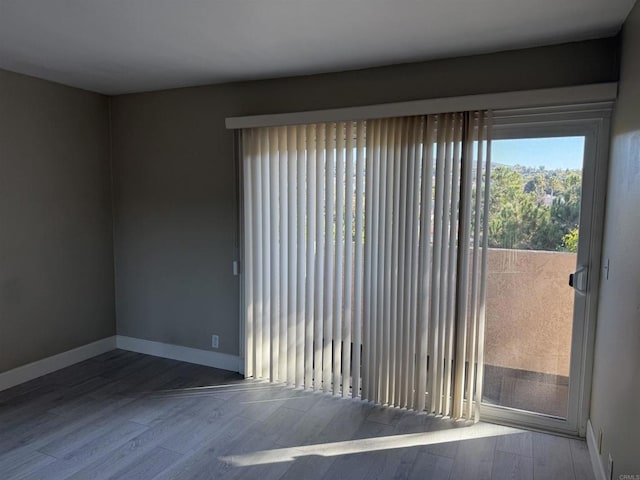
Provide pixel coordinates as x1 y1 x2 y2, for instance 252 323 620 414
608 453 613 480
212 335 219 349
598 428 603 454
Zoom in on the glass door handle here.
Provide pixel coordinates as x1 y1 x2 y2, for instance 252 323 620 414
569 266 588 294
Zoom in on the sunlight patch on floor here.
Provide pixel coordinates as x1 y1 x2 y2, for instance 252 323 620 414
221 422 523 466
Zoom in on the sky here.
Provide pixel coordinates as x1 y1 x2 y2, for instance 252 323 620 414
491 136 585 170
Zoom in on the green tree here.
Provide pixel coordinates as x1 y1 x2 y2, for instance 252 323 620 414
488 165 582 252
563 227 579 253
488 166 549 249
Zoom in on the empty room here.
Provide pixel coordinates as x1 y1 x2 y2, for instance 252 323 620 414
1 1 639 479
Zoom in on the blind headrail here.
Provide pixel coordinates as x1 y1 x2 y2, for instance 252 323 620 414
225 83 617 130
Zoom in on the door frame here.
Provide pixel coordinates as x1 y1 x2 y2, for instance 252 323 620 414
479 104 612 436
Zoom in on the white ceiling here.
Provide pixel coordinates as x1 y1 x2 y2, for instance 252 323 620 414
0 0 635 95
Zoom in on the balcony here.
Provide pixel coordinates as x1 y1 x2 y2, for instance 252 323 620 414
483 248 576 418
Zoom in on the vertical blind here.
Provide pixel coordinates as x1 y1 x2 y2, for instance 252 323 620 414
242 112 491 420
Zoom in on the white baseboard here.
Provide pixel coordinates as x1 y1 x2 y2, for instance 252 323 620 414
0 336 117 392
116 335 241 373
587 419 607 480
0 335 242 393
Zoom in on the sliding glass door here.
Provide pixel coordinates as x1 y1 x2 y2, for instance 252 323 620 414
479 107 611 435
237 103 611 435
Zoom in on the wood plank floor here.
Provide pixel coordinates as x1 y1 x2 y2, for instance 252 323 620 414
0 350 594 480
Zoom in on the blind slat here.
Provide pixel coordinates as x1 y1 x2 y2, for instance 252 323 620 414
343 122 355 398
381 119 394 404
352 121 366 399
244 130 255 378
278 128 288 382
314 125 326 391
304 125 316 389
268 129 280 381
296 126 306 387
445 114 462 415
323 123 336 393
333 122 345 395
362 122 375 401
396 118 409 407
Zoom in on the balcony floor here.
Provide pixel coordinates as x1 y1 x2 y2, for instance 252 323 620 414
483 364 569 418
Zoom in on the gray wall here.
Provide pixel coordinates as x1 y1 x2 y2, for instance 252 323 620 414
589 2 640 476
110 38 619 357
0 69 115 372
